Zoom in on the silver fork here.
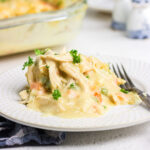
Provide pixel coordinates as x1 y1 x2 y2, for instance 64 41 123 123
112 64 150 108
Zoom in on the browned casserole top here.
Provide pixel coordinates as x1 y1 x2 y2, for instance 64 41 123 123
0 0 63 19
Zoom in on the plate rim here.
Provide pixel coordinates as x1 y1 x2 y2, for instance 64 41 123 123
0 110 150 132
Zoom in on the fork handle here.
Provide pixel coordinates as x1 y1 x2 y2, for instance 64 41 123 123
132 87 150 108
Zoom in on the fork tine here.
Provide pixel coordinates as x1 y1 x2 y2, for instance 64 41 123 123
116 64 125 79
121 65 135 87
116 64 133 89
112 64 126 89
112 64 118 77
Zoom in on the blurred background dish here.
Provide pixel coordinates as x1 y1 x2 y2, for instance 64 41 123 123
88 0 114 13
0 0 82 20
0 0 87 56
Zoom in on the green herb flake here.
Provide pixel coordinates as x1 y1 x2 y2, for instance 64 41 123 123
22 56 33 70
52 89 61 100
101 88 108 96
70 49 81 64
0 0 6 2
86 75 89 79
120 88 129 94
83 0 87 4
45 65 49 69
56 0 62 6
26 89 30 93
70 49 77 56
73 55 81 63
103 105 107 109
69 83 75 89
35 49 48 56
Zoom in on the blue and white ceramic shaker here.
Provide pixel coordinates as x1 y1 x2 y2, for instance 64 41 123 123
111 0 132 30
127 0 150 39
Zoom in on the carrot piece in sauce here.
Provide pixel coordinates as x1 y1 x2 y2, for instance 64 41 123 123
94 92 102 103
30 82 42 90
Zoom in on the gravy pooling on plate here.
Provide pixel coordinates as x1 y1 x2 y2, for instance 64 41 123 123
19 49 141 118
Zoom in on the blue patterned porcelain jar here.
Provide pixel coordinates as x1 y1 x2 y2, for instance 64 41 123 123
127 0 150 39
132 0 150 3
111 0 132 30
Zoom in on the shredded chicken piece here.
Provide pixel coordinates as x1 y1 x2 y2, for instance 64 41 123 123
46 60 62 89
60 62 89 93
32 56 45 82
26 66 34 86
19 90 29 104
37 56 45 73
19 90 29 100
79 56 93 73
36 96 51 105
41 53 73 62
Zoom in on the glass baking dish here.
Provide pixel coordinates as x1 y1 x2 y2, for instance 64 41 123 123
0 0 87 56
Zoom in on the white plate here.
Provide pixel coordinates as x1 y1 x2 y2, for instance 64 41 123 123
88 0 114 13
0 55 150 132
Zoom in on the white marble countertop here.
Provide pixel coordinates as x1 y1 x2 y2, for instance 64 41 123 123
1 9 150 150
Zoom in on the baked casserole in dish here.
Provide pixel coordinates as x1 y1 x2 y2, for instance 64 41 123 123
0 0 87 56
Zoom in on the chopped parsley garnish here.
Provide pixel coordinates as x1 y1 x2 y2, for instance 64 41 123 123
73 55 81 63
0 0 6 2
70 49 81 64
69 83 75 89
22 56 33 70
70 49 77 56
101 88 108 96
83 0 87 4
86 75 89 79
26 89 31 93
56 0 62 6
45 65 49 69
52 89 61 100
35 49 48 55
103 105 107 109
120 88 129 94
